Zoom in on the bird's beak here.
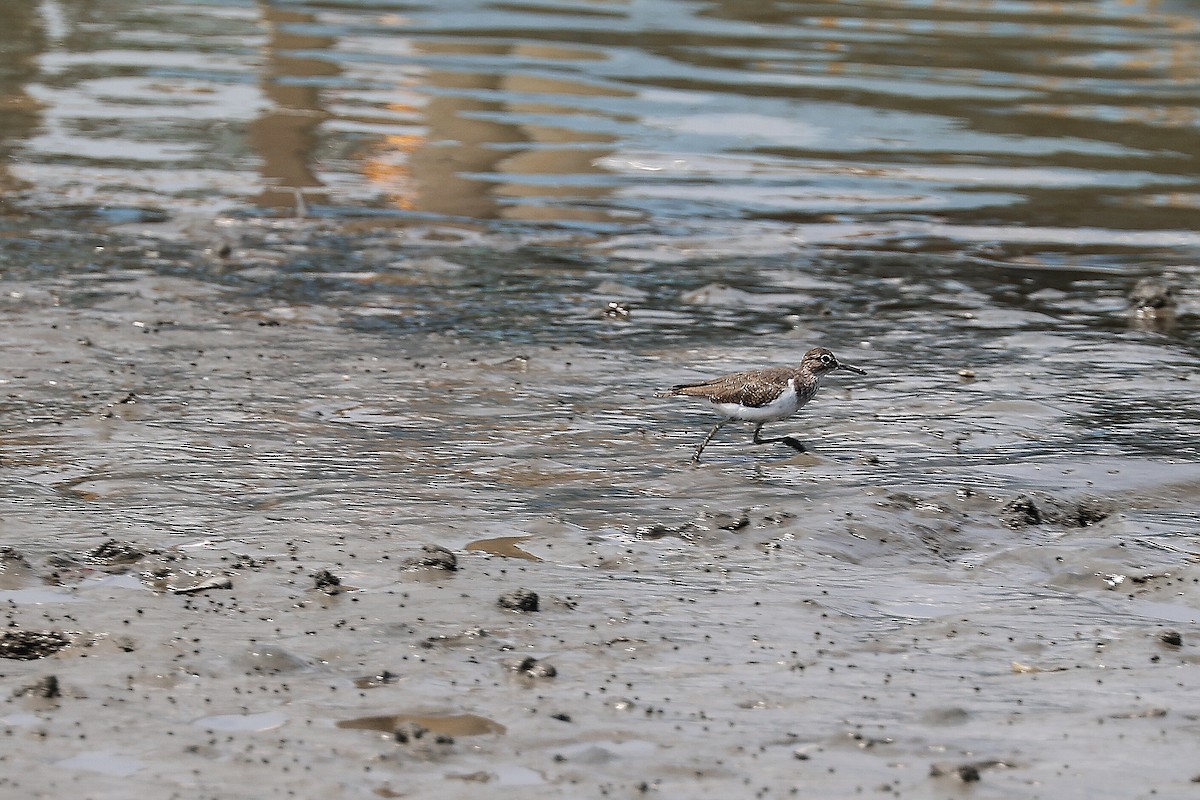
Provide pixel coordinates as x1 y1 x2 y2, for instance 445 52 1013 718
838 361 866 375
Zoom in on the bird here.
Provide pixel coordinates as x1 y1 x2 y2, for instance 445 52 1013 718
656 347 866 463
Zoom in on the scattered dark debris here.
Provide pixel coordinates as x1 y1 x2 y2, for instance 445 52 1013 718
1000 494 1112 529
1000 495 1041 528
1127 572 1171 586
13 675 60 698
603 301 631 319
956 765 981 783
393 722 426 744
0 630 70 660
1109 707 1167 719
394 721 454 746
880 492 920 510
227 553 271 570
704 509 750 531
353 670 399 689
419 627 488 649
1129 277 1176 311
45 553 84 571
858 453 880 465
1159 630 1184 648
497 588 539 612
636 522 700 541
312 569 342 594
142 569 233 594
447 771 492 783
504 656 557 678
491 355 529 372
86 539 146 567
1070 500 1113 527
402 544 458 572
848 732 893 749
931 760 1012 782
550 712 571 722
0 547 31 569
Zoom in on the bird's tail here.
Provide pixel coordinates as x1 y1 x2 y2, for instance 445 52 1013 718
657 381 717 398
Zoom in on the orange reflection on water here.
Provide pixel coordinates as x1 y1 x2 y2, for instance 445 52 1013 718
362 134 425 211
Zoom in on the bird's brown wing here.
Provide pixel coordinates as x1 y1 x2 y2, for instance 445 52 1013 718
666 368 793 407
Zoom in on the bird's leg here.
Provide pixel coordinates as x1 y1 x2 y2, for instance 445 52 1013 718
692 420 727 463
752 424 806 452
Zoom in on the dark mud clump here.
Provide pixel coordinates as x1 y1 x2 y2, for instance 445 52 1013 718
0 630 70 661
704 509 751 531
394 721 454 747
419 627 489 649
312 569 343 594
505 655 557 678
14 675 61 699
497 588 539 612
0 547 31 569
402 544 458 572
1159 630 1184 648
86 539 146 567
1000 494 1113 529
931 759 1011 782
999 496 1042 528
353 670 399 689
636 522 706 541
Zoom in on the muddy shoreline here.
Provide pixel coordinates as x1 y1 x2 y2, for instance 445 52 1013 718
0 218 1196 798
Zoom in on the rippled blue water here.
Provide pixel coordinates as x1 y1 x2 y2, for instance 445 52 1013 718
3 0 1200 255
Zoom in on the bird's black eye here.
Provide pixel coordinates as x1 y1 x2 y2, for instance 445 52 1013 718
821 354 833 364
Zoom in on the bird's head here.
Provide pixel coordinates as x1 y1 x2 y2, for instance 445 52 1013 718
803 347 866 376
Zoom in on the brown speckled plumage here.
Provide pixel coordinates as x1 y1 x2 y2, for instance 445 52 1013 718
666 366 816 408
657 347 865 462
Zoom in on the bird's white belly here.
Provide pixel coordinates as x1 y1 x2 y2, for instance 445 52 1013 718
714 380 805 423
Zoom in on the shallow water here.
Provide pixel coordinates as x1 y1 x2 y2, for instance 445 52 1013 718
1 1 1199 798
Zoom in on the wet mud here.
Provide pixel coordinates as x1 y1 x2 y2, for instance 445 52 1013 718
0 218 1196 799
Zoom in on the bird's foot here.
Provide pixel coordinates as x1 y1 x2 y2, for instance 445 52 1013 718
781 436 806 453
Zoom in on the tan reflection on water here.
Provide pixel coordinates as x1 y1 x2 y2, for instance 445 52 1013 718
361 40 624 221
249 2 336 209
246 10 623 219
0 4 42 194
